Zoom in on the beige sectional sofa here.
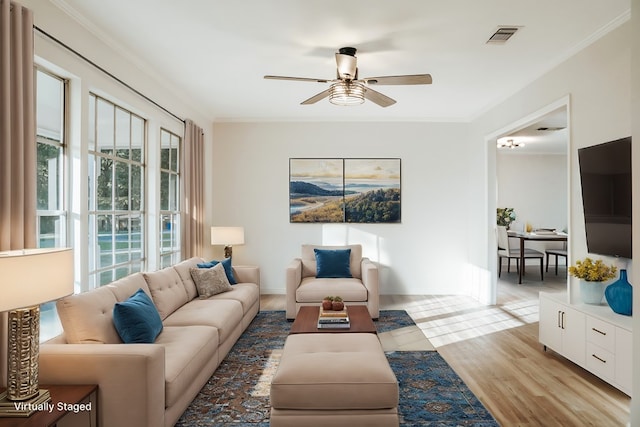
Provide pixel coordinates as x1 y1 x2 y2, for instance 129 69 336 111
39 257 260 427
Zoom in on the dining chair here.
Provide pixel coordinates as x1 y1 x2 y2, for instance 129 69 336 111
545 241 568 275
496 226 544 281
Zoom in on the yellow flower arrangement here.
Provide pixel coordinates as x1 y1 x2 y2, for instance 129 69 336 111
568 257 617 282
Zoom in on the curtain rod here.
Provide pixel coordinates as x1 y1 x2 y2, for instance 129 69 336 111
34 25 185 124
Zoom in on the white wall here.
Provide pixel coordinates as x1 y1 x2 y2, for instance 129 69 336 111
497 153 568 255
209 121 476 295
210 22 632 304
497 153 568 232
469 20 632 302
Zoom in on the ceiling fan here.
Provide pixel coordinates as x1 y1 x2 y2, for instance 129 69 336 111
264 47 432 107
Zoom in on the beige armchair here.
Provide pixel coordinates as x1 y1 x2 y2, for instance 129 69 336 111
285 244 379 320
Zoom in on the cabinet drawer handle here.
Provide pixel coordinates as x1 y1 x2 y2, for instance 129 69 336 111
591 328 606 336
592 354 607 364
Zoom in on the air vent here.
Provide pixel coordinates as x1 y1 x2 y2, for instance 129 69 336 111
486 27 520 44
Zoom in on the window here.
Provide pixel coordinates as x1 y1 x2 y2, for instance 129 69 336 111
159 128 181 268
36 69 67 248
88 94 145 286
36 68 67 341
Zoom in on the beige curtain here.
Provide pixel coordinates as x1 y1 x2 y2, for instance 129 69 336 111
181 119 204 258
0 0 36 387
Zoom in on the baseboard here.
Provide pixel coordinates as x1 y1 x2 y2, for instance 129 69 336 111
260 288 284 295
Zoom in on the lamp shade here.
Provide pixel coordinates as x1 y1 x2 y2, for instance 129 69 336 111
329 82 365 106
0 248 74 311
211 227 245 245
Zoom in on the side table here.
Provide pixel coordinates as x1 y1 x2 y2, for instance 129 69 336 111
0 384 97 427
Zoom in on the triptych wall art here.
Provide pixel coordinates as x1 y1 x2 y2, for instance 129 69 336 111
289 158 401 223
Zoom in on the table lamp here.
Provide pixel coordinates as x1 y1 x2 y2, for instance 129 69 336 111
0 248 73 417
210 227 244 258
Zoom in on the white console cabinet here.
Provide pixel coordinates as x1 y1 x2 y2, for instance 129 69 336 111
539 293 586 365
539 292 632 396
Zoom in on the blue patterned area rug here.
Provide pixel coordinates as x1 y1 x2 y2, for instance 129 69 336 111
176 310 497 426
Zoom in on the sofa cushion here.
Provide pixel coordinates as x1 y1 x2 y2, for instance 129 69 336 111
143 267 189 320
271 333 398 410
197 257 237 284
172 257 204 300
155 326 219 408
301 244 362 279
207 283 259 314
162 299 242 344
106 272 152 302
296 277 368 303
190 263 233 298
231 265 260 286
113 288 163 343
56 285 122 344
314 248 352 278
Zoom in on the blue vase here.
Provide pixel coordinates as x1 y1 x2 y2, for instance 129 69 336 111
604 269 632 316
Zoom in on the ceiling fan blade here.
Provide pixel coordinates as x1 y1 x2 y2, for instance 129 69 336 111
361 74 432 85
301 88 332 105
363 87 396 108
264 75 329 83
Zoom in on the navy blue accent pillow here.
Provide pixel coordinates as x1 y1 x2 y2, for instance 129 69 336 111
113 288 163 344
314 249 352 278
197 257 237 284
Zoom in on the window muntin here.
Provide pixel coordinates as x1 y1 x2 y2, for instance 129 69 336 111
159 128 181 268
88 94 146 286
36 69 66 249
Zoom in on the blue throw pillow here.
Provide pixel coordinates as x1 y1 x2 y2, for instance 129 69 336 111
197 257 237 284
113 288 163 344
314 249 352 278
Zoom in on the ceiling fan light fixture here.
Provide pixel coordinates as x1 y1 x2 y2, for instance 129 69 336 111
265 46 431 107
329 82 365 106
497 138 524 149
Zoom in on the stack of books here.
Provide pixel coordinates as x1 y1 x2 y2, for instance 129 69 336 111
317 307 350 329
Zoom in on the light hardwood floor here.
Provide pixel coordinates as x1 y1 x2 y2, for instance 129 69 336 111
260 265 631 426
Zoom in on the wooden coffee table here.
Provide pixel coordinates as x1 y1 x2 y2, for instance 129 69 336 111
290 305 377 334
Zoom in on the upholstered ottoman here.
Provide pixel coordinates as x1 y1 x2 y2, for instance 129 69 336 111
270 333 399 427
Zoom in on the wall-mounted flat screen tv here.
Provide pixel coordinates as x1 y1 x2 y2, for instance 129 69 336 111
578 136 632 259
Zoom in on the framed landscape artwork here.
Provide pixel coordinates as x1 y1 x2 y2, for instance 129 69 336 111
289 158 401 223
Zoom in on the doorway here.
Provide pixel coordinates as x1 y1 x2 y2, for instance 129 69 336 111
486 98 571 304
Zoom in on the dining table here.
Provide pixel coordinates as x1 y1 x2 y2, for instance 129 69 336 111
507 230 568 284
